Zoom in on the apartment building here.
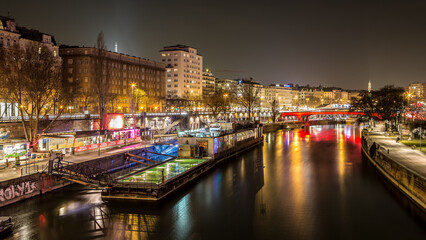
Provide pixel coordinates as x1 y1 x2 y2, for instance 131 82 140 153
406 82 426 103
202 69 215 99
0 16 59 117
59 46 166 113
160 45 203 99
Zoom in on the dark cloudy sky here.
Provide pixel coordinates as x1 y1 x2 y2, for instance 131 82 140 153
2 0 426 90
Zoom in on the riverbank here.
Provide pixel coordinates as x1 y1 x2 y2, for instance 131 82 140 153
361 124 426 212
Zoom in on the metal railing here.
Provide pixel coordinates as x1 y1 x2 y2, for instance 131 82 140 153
21 164 40 176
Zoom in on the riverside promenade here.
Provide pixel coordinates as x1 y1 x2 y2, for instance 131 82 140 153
362 124 426 211
0 140 159 182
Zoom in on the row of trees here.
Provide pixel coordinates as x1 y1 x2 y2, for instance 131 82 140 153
203 79 283 122
0 32 126 151
351 85 406 126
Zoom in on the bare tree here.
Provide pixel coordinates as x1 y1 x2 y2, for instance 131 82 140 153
239 79 260 122
270 99 280 123
134 88 148 111
0 43 74 151
109 93 119 112
182 92 202 112
93 32 111 129
204 89 227 121
79 88 93 113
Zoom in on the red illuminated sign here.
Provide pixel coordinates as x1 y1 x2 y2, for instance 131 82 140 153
103 113 125 130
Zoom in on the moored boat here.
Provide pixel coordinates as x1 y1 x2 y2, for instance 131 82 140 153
0 216 13 238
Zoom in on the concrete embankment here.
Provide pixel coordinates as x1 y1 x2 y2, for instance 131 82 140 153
0 144 165 208
361 130 426 212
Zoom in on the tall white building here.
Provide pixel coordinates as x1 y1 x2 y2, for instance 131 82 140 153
160 45 203 99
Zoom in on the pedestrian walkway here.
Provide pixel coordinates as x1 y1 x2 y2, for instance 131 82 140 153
366 124 426 178
0 141 156 182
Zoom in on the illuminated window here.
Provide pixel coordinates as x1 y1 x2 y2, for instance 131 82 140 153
53 50 57 57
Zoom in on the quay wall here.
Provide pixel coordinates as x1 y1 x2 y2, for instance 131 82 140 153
361 133 426 211
0 173 69 208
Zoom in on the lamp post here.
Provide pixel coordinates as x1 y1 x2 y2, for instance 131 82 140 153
223 93 228 121
131 83 136 129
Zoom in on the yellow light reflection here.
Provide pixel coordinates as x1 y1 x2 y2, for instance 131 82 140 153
338 130 345 194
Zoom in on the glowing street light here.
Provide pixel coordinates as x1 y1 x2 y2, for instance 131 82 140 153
131 83 136 128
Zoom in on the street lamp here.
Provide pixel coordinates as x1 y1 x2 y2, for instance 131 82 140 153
131 83 136 129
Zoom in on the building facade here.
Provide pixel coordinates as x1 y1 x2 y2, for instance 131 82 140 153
0 16 59 118
406 82 426 103
160 45 203 99
59 46 166 113
202 69 215 99
215 78 239 92
264 85 293 110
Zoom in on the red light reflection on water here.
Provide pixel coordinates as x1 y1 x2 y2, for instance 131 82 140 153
38 213 46 228
282 125 361 144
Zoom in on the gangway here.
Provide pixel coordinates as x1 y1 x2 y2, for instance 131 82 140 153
48 158 113 187
158 119 182 135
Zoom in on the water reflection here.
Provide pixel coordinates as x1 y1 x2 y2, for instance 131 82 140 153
1 125 425 240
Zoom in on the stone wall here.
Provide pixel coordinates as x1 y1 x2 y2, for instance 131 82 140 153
0 173 68 208
362 134 426 211
0 123 25 138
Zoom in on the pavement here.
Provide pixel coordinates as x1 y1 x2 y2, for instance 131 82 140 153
0 139 170 182
366 124 426 179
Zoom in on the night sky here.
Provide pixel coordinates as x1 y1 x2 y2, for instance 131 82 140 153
2 0 426 90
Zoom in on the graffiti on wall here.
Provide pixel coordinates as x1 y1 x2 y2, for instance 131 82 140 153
0 181 37 202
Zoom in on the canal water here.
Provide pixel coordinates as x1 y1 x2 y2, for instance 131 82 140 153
1 124 425 240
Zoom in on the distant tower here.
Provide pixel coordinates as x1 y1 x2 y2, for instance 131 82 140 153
368 81 371 93
115 42 118 53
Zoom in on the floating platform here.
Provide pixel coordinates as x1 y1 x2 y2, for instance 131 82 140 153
101 128 263 202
